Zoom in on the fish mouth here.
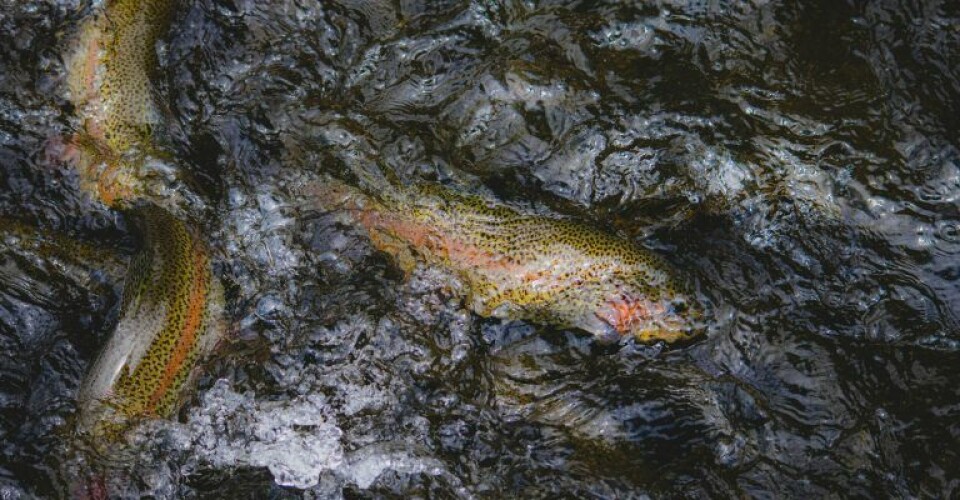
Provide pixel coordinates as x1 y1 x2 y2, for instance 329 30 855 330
591 314 702 345
632 317 702 344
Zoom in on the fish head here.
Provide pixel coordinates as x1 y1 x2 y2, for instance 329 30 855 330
585 286 705 344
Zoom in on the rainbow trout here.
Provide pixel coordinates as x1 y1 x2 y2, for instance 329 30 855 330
308 179 704 343
65 0 177 207
60 0 225 439
76 205 223 436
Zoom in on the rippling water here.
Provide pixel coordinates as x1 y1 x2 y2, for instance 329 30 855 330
2 0 959 497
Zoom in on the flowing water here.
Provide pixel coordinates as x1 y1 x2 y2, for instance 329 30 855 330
2 0 959 497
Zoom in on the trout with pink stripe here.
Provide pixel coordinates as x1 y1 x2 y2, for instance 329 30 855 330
305 178 705 344
60 0 225 440
75 205 223 437
64 0 181 207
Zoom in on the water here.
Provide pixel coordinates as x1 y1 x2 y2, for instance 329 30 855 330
2 0 960 497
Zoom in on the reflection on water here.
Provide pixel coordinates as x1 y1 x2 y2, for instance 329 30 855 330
2 0 959 497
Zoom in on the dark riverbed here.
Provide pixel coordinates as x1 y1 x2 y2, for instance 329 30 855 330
1 0 959 497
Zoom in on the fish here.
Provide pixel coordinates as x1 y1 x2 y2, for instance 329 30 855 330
76 204 223 438
304 178 704 343
60 0 225 440
64 0 178 207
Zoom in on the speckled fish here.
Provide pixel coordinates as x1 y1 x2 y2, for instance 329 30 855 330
61 0 225 439
307 179 704 343
64 0 177 207
76 205 223 437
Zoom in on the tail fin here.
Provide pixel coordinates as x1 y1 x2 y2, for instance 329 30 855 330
0 216 127 306
292 175 378 214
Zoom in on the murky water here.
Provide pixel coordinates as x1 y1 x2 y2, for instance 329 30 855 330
2 0 959 497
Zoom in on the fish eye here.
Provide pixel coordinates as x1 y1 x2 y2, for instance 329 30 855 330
671 300 687 314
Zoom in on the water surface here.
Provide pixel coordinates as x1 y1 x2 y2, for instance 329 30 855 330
1 0 959 497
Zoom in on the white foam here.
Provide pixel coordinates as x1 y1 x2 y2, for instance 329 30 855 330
339 444 445 489
169 363 450 490
591 21 658 54
224 185 301 277
181 379 344 489
0 484 27 500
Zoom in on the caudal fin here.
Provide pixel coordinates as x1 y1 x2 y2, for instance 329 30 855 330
291 175 377 214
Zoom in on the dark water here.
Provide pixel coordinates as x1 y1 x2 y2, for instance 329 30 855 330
2 0 960 497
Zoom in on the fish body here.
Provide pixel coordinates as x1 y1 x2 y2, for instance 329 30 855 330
59 0 226 439
65 0 177 207
76 205 223 437
315 180 703 343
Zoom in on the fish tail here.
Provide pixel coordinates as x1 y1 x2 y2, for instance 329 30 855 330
294 175 380 215
0 216 127 307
